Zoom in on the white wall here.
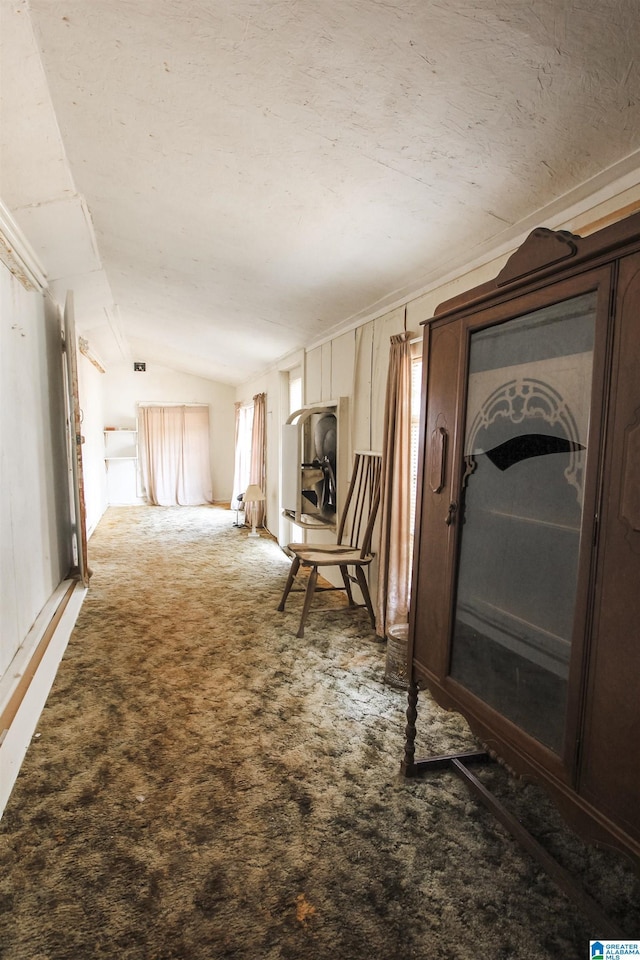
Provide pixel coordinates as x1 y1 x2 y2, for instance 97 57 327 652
102 361 236 504
0 263 72 679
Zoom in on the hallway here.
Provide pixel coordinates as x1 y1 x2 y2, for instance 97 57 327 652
1 506 638 959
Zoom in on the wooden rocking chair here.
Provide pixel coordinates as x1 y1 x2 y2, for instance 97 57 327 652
277 451 383 637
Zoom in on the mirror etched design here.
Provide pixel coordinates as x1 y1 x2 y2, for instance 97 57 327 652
450 292 596 753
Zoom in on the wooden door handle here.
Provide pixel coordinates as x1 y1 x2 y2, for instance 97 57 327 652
429 425 448 493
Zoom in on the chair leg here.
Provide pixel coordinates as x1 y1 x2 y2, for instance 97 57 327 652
339 565 355 605
277 555 300 612
297 564 318 638
354 566 376 628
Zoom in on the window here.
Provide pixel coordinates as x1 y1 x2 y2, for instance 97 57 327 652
231 401 254 509
289 370 302 415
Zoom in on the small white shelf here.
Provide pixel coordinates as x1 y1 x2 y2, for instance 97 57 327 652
104 427 141 503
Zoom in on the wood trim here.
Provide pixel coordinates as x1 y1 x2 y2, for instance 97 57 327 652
0 581 77 744
0 198 48 292
578 198 640 238
496 227 579 286
432 210 640 320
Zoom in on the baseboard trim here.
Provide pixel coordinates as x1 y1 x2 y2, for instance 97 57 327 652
0 580 87 819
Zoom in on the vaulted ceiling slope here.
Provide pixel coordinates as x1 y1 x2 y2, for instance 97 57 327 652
2 0 640 385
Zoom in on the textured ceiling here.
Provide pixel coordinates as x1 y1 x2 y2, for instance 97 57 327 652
2 0 640 384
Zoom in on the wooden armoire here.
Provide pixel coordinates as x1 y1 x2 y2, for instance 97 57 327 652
406 211 640 867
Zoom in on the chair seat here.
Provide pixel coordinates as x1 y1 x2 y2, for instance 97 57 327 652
297 548 373 567
287 542 353 555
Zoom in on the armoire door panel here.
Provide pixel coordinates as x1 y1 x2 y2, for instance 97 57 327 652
412 323 462 677
449 292 598 756
621 417 640 535
578 253 640 842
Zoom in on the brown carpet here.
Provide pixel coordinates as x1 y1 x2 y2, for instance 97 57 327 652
1 505 638 960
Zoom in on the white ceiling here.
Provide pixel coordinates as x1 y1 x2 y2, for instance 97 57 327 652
2 0 640 385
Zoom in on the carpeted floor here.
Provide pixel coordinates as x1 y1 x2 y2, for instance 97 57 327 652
0 505 638 960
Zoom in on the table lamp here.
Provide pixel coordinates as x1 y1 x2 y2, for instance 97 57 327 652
243 484 265 538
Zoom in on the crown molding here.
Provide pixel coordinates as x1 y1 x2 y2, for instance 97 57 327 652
0 198 48 292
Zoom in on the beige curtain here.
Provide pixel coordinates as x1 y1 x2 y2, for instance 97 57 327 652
232 401 241 507
246 392 266 529
375 333 412 638
138 405 213 506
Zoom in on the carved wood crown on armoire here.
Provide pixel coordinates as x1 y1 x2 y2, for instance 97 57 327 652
408 211 640 866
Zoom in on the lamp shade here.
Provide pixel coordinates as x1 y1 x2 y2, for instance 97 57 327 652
243 484 265 503
243 484 265 539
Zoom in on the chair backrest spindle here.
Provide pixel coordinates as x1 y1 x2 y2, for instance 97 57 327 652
337 452 382 555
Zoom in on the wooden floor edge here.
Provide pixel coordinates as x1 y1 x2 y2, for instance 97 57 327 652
0 581 78 744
